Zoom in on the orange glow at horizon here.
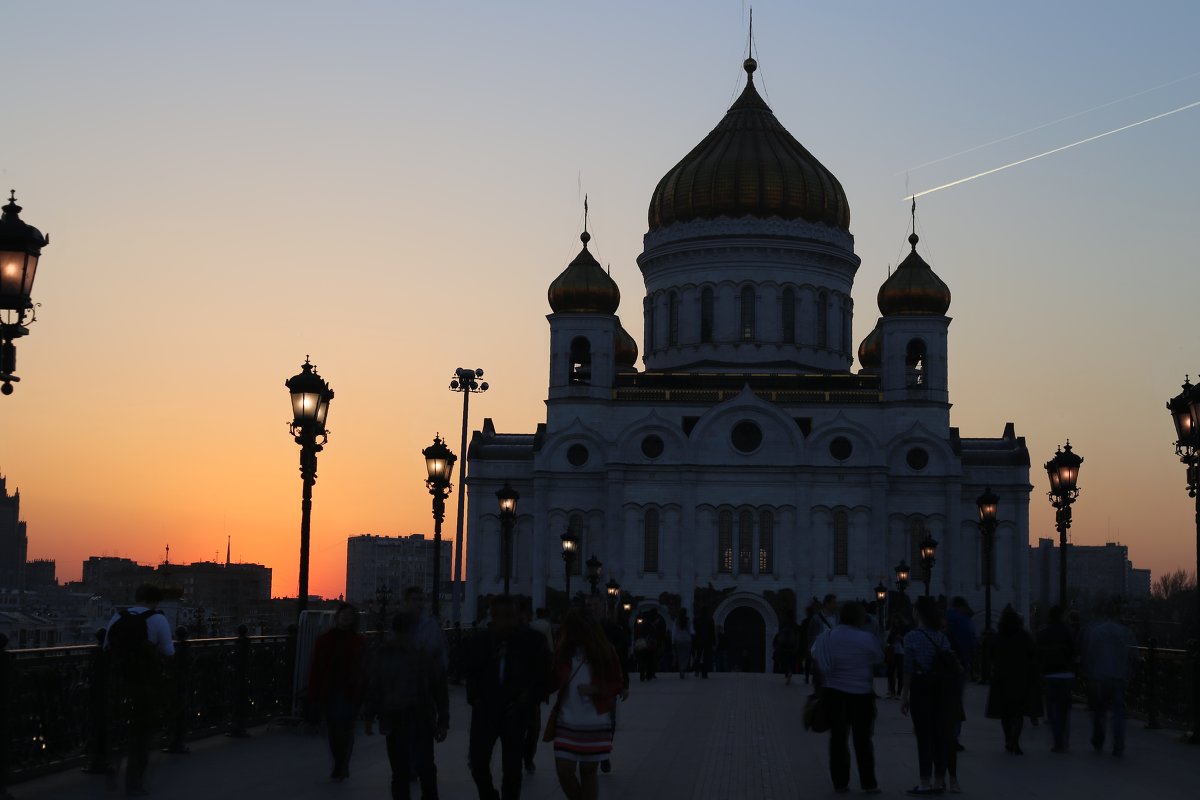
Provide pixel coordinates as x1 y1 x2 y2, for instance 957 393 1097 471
3 2 1199 602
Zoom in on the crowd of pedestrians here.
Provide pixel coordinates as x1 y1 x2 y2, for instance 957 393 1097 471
92 581 1145 799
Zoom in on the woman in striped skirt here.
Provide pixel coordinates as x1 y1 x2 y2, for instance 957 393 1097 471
551 609 624 800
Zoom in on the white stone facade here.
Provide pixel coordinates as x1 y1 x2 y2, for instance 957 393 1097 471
463 75 1032 668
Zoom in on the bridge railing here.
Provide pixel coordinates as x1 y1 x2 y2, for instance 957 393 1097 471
0 628 297 785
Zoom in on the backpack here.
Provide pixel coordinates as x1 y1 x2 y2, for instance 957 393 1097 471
108 608 158 676
911 629 962 696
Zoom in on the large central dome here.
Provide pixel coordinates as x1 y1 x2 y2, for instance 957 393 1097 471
647 58 850 232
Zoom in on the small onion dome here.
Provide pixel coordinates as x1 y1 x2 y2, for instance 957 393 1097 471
857 322 882 370
548 231 620 314
647 57 850 232
615 324 639 368
877 233 951 316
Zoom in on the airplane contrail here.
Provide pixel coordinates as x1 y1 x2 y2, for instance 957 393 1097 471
904 99 1200 201
898 70 1200 175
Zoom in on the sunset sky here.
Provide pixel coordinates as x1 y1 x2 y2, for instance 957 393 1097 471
4 1 1199 599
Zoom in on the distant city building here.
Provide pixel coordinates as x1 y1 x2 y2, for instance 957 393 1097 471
345 534 451 608
80 553 271 626
81 556 154 603
1028 538 1151 608
24 558 56 589
0 475 28 590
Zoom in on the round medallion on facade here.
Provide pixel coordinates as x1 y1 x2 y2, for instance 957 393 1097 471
731 420 764 453
906 447 929 471
829 436 853 461
641 434 664 459
566 443 589 467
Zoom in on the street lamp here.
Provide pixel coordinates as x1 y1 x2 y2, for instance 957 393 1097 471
285 358 334 617
560 529 580 600
0 192 50 395
919 535 939 597
1044 442 1083 607
586 554 603 596
894 561 910 594
874 581 887 629
1166 377 1200 744
495 482 519 596
423 435 457 619
606 577 621 614
448 367 489 622
976 487 999 634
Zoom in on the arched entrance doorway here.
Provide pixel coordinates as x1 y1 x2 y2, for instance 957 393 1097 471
724 606 766 672
713 592 779 673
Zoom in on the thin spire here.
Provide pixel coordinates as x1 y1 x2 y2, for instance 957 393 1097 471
909 197 919 250
748 7 753 59
226 535 231 567
584 193 589 234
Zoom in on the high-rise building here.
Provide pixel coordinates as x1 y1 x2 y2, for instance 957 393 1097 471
345 534 451 608
23 558 56 589
0 476 27 590
1028 538 1151 607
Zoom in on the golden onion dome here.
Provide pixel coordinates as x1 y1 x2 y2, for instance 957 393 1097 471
647 58 850 232
877 233 951 316
548 232 620 314
615 324 639 368
857 322 882 370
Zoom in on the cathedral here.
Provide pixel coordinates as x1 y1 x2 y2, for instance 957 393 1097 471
465 57 1031 668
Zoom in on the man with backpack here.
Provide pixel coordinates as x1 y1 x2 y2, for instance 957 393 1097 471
104 584 175 797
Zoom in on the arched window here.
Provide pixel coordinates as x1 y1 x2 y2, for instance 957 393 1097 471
668 292 679 347
908 517 927 570
643 508 660 573
782 288 796 344
832 509 849 576
738 509 754 574
718 510 733 573
906 339 926 386
568 513 584 575
569 337 591 385
700 287 714 343
759 509 774 574
740 286 755 341
817 291 828 348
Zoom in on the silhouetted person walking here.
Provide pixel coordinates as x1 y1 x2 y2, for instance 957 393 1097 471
104 583 175 797
693 609 714 678
900 598 961 795
1082 603 1136 756
671 610 692 679
986 608 1037 754
550 610 623 800
1035 605 1076 752
465 595 550 800
818 602 883 794
309 602 369 781
366 611 449 800
774 612 801 685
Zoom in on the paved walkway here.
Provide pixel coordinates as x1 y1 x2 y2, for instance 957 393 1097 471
13 675 1200 799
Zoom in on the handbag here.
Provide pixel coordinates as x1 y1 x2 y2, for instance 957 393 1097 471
803 690 831 733
542 660 585 743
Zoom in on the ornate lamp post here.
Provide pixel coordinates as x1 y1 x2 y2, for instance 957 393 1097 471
874 581 887 629
894 561 911 594
495 482 519 596
560 529 579 601
0 192 50 395
977 486 1000 683
606 577 621 615
586 554 603 596
448 367 488 622
423 435 457 619
919 535 939 597
285 358 334 617
1166 377 1200 744
1044 442 1083 607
